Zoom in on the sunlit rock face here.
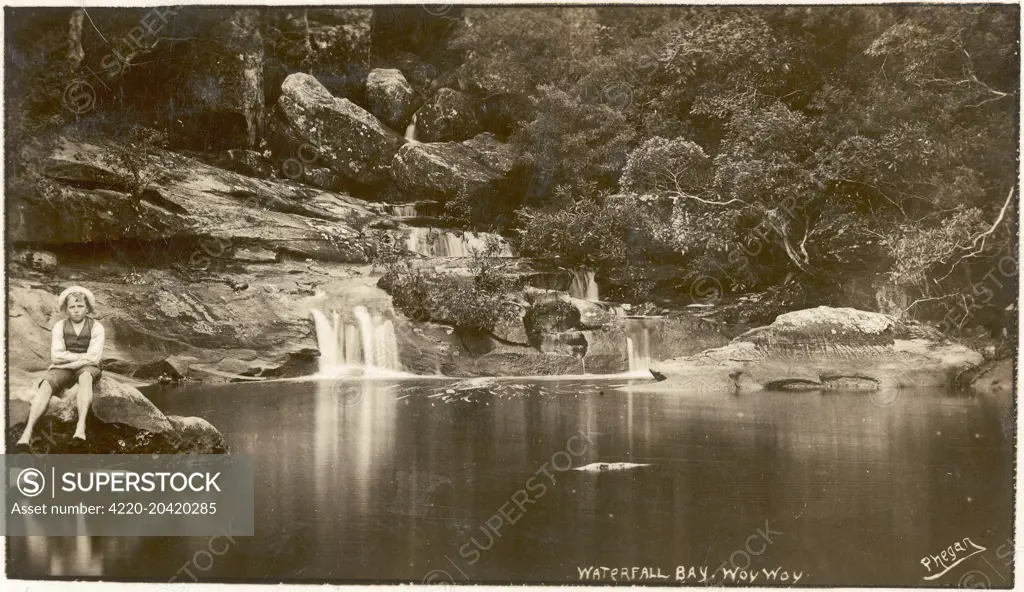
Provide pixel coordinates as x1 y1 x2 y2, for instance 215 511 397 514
275 73 407 187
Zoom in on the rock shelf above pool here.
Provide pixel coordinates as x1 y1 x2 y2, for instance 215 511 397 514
625 307 986 394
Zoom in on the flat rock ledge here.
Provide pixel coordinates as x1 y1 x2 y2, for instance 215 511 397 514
624 307 984 395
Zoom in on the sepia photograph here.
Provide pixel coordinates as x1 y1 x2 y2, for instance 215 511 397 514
2 2 1018 588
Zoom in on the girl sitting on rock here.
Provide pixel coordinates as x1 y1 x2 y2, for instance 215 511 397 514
15 286 105 452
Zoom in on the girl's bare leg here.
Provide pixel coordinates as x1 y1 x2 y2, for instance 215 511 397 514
17 381 54 445
73 372 94 440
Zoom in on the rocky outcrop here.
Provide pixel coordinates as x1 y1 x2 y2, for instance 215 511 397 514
957 358 1014 396
6 414 228 455
524 300 581 347
7 372 227 454
166 416 229 454
414 88 481 142
390 133 523 208
9 374 171 433
183 9 265 150
628 307 985 394
217 149 275 179
10 138 382 262
366 68 416 130
275 73 407 186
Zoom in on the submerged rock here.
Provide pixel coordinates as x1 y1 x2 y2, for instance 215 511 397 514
166 415 229 454
574 462 651 472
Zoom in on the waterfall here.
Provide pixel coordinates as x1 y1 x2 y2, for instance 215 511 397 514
568 267 599 301
385 204 419 217
625 319 653 374
311 306 402 376
404 114 418 142
405 228 514 257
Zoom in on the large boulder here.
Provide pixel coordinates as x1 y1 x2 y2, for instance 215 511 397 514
9 374 172 433
7 373 227 454
629 307 985 394
414 88 481 142
6 413 227 455
12 250 59 273
490 309 530 345
390 133 523 210
275 73 407 186
166 416 229 454
388 51 439 95
366 68 416 130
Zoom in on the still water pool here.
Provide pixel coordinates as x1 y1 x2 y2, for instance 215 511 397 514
8 378 1015 586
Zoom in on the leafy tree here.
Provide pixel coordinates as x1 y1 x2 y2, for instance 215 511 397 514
513 86 636 197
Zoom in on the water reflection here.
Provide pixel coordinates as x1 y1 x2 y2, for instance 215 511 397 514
7 380 1014 586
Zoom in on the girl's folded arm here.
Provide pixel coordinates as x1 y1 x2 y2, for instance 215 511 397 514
50 320 80 364
81 322 105 366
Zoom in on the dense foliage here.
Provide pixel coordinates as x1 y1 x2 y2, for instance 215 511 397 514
451 5 1017 334
373 233 521 332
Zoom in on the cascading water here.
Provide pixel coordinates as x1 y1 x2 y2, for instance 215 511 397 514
385 204 419 217
405 228 515 257
311 306 402 376
625 318 654 374
568 267 599 301
404 114 419 142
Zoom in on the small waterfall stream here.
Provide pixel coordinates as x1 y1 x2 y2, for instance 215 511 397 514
311 306 402 376
568 267 599 301
385 204 419 217
405 228 515 257
404 114 419 143
625 318 655 374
